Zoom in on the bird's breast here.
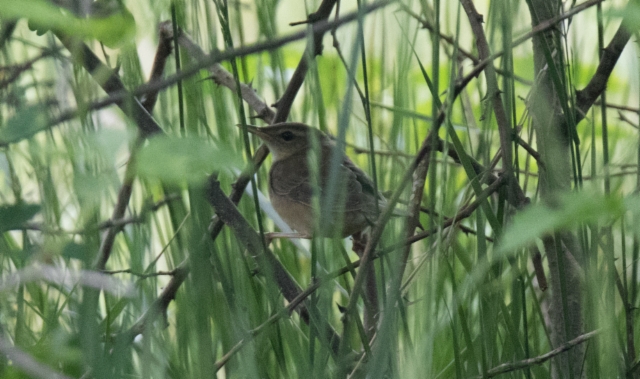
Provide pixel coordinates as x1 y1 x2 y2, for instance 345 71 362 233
268 188 315 235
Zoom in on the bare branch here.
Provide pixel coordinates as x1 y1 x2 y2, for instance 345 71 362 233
478 330 599 378
273 0 339 122
576 14 632 123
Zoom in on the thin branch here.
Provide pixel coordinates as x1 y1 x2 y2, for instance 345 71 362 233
93 153 138 270
272 0 338 122
461 0 520 204
123 261 190 339
102 269 177 279
56 36 163 137
417 205 494 242
516 135 544 166
400 174 507 248
478 330 599 378
141 23 174 112
597 100 640 114
22 194 179 235
396 152 430 291
0 48 60 89
576 9 632 123
618 111 639 129
169 22 275 123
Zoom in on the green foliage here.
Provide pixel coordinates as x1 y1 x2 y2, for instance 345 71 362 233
0 203 40 232
0 0 135 47
0 105 50 145
498 191 637 254
136 135 242 185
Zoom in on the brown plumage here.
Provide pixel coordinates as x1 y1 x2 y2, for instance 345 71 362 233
243 122 386 238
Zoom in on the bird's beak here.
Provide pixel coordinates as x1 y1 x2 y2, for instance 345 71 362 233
236 124 262 136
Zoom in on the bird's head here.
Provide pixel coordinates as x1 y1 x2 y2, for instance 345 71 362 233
240 122 327 161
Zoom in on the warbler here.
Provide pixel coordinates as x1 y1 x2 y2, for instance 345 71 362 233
242 122 389 238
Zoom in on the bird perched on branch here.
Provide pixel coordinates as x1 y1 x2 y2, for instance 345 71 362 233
242 122 392 239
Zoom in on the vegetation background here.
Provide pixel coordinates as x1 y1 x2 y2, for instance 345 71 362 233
0 0 639 378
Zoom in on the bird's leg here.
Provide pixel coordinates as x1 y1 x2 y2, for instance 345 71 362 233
351 232 379 341
263 232 312 246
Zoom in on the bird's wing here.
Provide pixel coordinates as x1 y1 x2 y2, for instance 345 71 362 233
323 156 379 216
270 156 313 206
341 157 380 200
343 156 411 219
270 152 379 217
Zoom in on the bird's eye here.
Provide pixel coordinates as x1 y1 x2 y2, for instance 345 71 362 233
280 131 295 141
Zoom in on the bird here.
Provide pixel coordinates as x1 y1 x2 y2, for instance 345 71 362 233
241 122 389 239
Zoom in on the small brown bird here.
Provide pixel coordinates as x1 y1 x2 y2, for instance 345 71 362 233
243 122 387 238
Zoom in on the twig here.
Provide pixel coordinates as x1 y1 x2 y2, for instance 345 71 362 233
141 23 174 112
56 37 163 137
600 101 640 114
22 194 179 235
618 111 639 129
123 261 190 339
272 0 338 122
476 330 599 378
169 22 275 123
400 174 507 248
417 205 494 242
0 49 60 89
576 5 632 123
102 269 177 279
93 155 138 270
461 0 521 205
516 135 544 166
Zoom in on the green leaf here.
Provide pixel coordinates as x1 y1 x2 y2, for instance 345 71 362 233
62 242 90 261
136 136 243 186
0 203 41 232
497 192 624 254
0 105 50 144
73 172 117 214
0 0 135 47
102 298 130 328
